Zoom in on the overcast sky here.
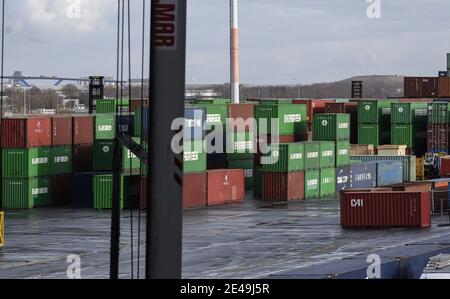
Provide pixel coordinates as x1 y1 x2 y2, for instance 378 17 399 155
5 0 450 85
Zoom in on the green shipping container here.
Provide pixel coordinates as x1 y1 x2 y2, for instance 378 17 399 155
194 103 227 131
93 140 114 171
262 143 304 172
95 114 116 140
184 140 207 173
228 159 254 190
51 146 72 175
2 177 51 209
304 170 320 199
336 140 350 167
391 103 428 124
320 168 336 198
358 100 398 124
96 98 129 114
259 98 293 105
319 141 335 169
2 148 51 178
391 124 427 148
195 98 230 105
93 174 140 210
122 137 142 170
428 102 450 124
253 166 263 197
255 104 307 136
358 124 383 147
227 131 254 160
313 114 350 141
302 142 320 170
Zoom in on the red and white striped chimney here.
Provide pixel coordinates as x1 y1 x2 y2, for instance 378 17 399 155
230 0 240 104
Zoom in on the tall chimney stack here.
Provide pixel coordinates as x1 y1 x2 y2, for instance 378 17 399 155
230 0 240 104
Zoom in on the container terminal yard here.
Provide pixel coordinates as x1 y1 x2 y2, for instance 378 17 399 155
1 0 450 284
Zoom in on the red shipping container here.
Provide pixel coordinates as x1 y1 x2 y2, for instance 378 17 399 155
184 173 207 209
140 173 207 210
228 103 254 132
51 175 72 205
391 182 432 193
262 172 305 202
438 77 450 98
440 156 450 177
73 115 93 145
427 124 449 154
207 169 245 206
404 77 438 98
1 117 52 148
293 99 335 123
52 116 73 146
72 144 93 173
340 191 431 228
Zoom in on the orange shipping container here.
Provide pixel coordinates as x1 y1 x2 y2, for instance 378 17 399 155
207 169 245 206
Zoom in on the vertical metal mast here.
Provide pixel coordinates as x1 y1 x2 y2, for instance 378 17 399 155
146 0 186 279
230 0 240 104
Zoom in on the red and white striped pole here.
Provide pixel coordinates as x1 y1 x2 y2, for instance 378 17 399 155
230 0 240 104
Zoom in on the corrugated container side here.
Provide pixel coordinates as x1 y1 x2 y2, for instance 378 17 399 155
340 192 431 228
358 124 380 147
303 142 320 170
72 173 94 208
194 103 227 131
262 172 305 202
226 131 254 160
262 143 304 172
184 140 207 173
73 115 93 145
391 124 427 149
336 140 350 167
320 168 336 198
2 148 51 178
440 157 450 177
129 99 149 113
228 160 254 190
2 177 51 209
391 103 428 124
255 104 307 136
253 166 263 197
427 124 449 154
116 114 135 135
313 114 350 141
52 116 73 146
1 118 52 148
319 141 336 169
428 102 450 124
183 173 208 209
51 146 73 175
350 155 415 182
349 163 377 189
304 170 320 199
377 161 404 187
207 169 245 206
94 114 116 140
439 77 450 98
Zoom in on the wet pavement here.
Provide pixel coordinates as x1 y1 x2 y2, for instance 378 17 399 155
0 195 450 279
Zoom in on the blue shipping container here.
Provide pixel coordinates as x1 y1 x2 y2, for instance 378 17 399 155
336 167 350 194
185 107 206 141
376 161 403 187
349 163 377 189
117 114 135 135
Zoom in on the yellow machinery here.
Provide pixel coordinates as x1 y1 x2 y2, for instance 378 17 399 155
0 211 4 249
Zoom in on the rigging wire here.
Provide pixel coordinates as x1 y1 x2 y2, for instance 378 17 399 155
137 0 146 280
126 0 135 279
0 0 5 211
